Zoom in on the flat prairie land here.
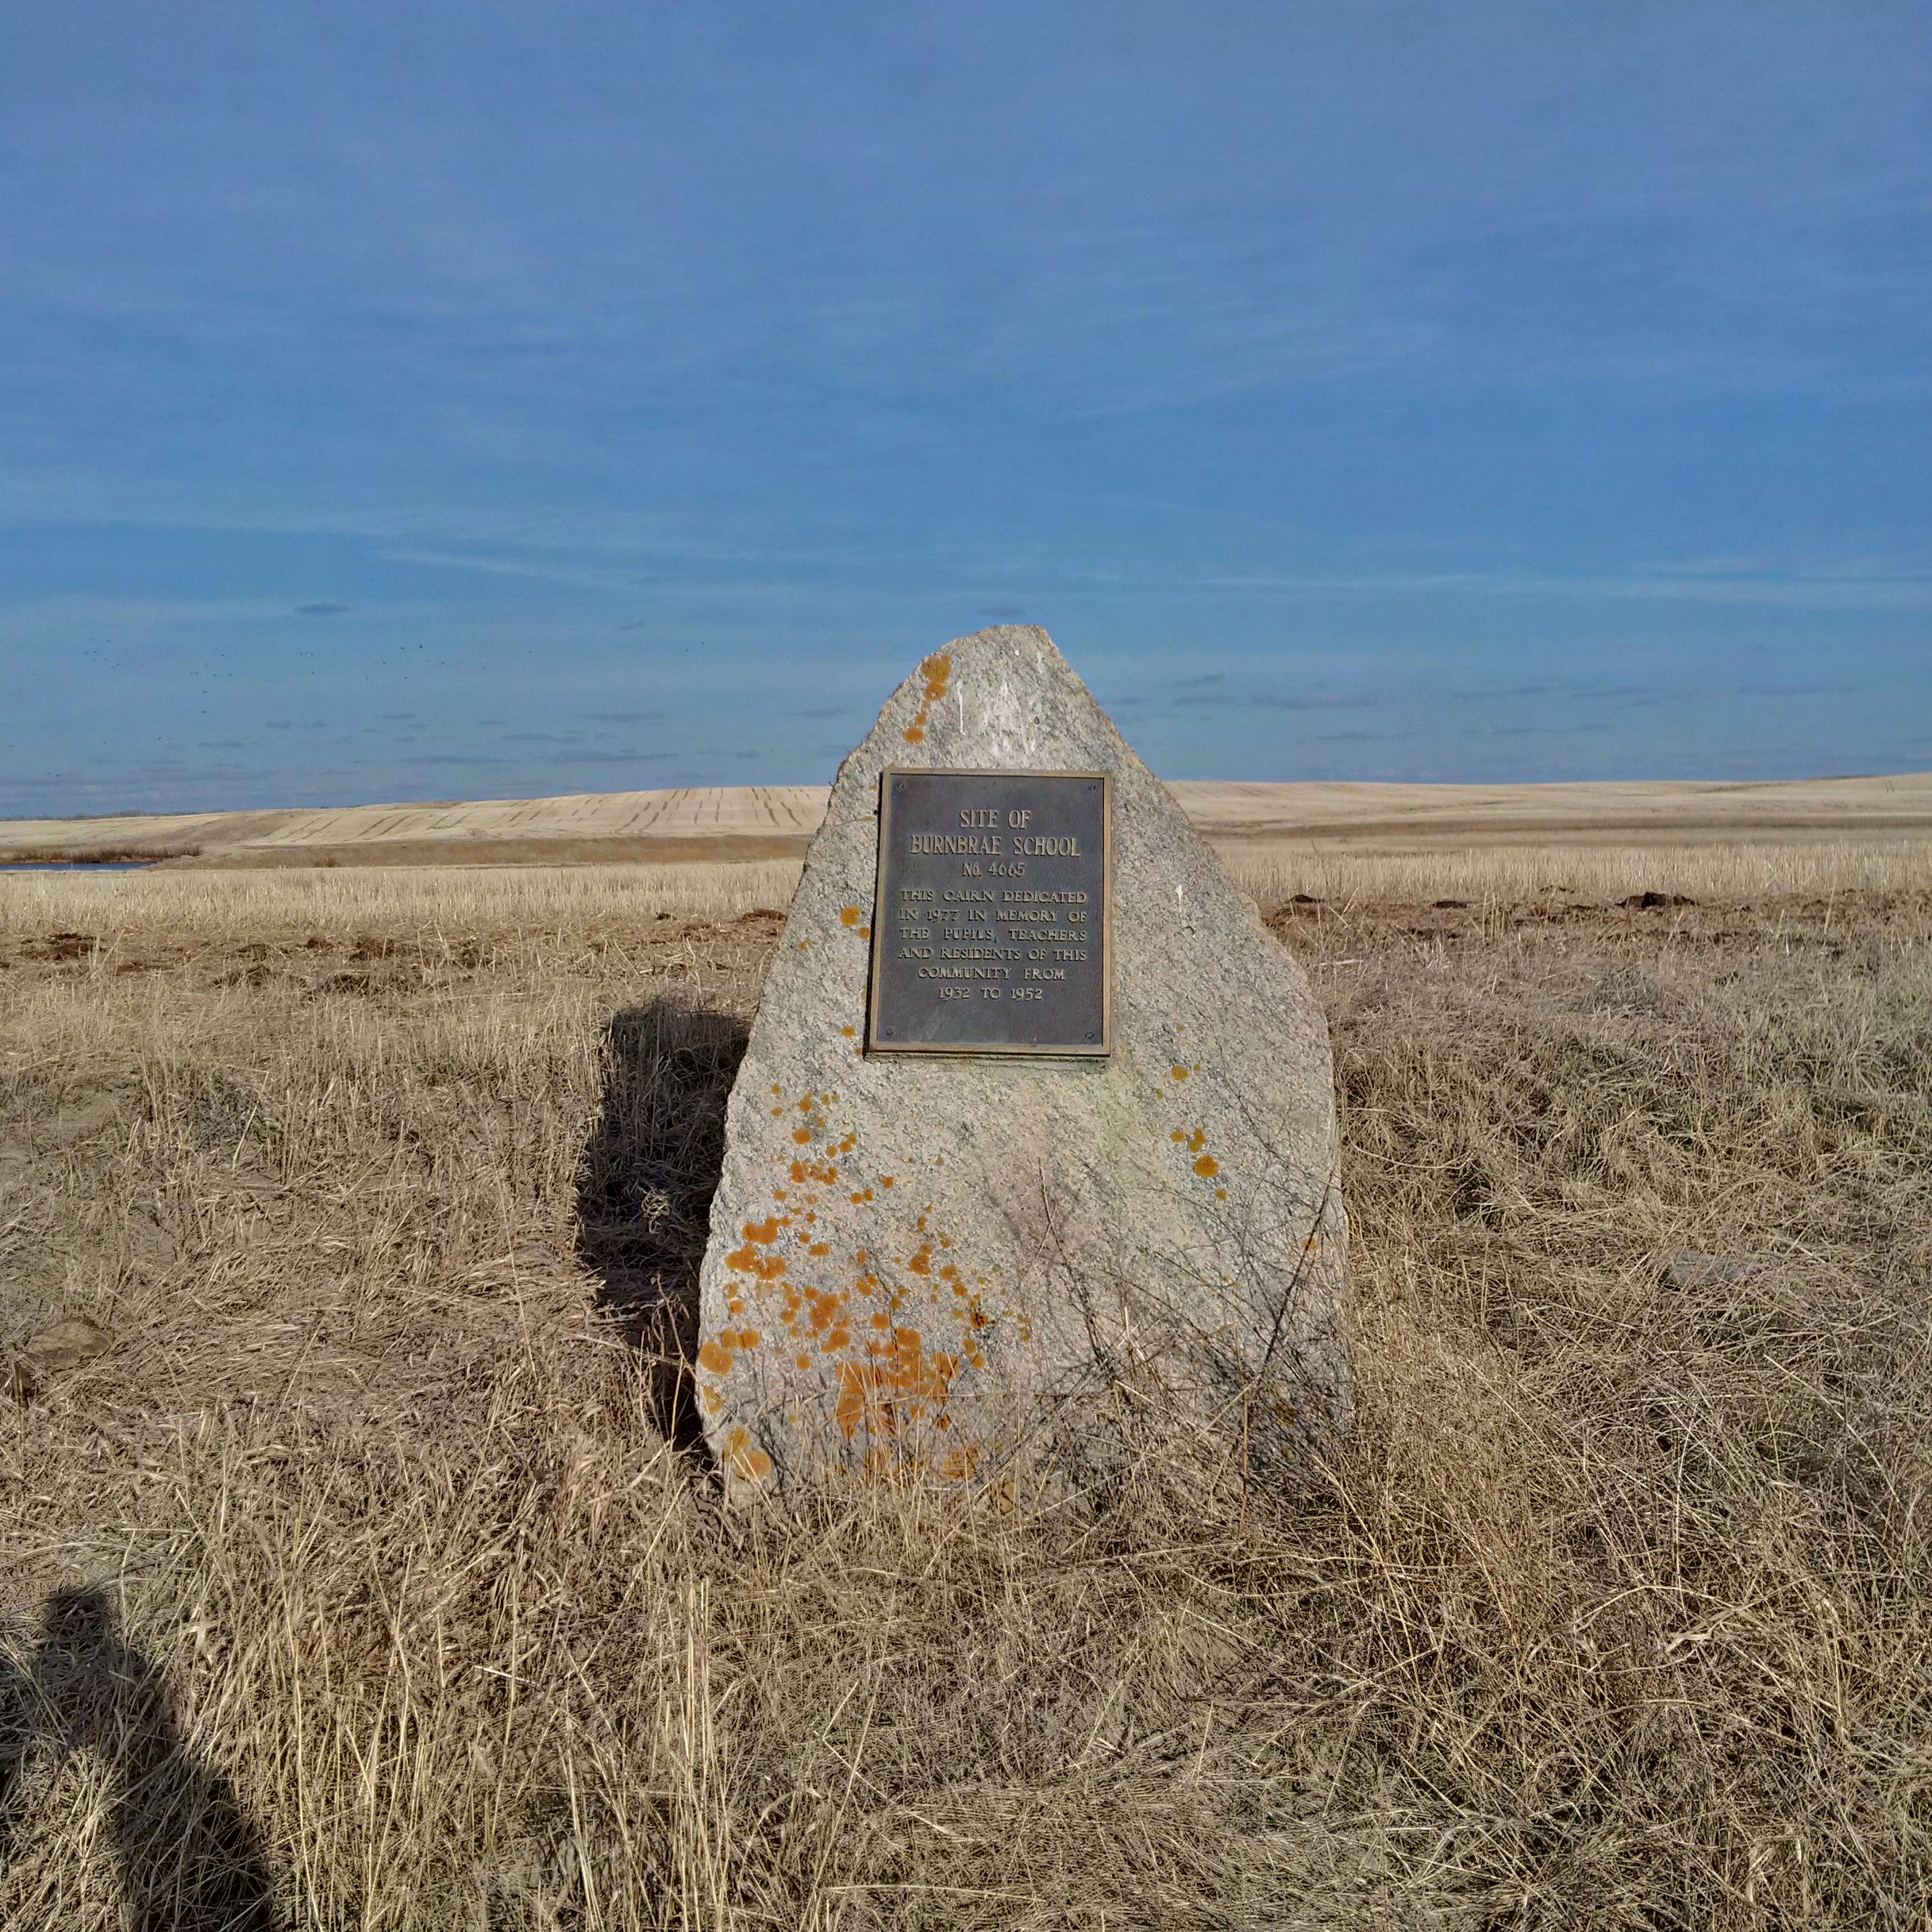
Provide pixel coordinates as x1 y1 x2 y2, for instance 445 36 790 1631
2 850 1929 1927
5 769 1930 867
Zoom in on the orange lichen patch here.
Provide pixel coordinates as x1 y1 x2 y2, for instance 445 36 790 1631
942 1446 980 1482
727 1297 745 1316
699 1383 725 1415
837 1132 857 1153
793 1126 813 1144
742 1218 780 1245
1172 1129 1187 1142
879 1175 895 1188
936 1254 1001 1353
841 1025 856 1037
809 1241 831 1257
802 1287 846 1334
1216 1187 1229 1201
850 1187 872 1203
726 1246 788 1280
839 906 864 926
1194 1154 1220 1178
899 650 953 744
823 1326 852 1352
1303 1233 1321 1251
720 1426 774 1484
907 1244 933 1276
1171 1064 1190 1080
939 1263 960 1284
834 1323 959 1440
698 1339 734 1375
1176 1127 1206 1153
871 1310 892 1330
795 1353 811 1371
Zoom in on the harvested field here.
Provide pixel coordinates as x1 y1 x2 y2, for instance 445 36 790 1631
4 772 1930 869
2 852 1929 1926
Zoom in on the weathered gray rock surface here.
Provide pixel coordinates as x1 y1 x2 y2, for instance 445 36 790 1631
695 626 1349 1501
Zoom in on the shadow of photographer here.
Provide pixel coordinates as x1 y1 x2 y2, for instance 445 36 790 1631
0 1586 277 1930
575 995 750 1464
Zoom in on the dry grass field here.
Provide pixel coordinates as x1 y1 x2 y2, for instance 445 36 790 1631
2 849 1928 1927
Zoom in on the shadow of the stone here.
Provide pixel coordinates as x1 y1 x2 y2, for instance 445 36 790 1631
575 996 749 1465
0 1586 278 1929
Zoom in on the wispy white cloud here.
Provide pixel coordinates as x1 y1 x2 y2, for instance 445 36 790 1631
1187 566 1932 612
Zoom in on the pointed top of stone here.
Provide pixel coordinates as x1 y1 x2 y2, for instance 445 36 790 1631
834 625 1133 783
695 626 1349 1503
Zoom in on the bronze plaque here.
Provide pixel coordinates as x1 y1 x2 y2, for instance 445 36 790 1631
867 768 1111 1056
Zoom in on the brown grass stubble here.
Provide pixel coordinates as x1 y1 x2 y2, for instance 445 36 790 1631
0 870 1927 1927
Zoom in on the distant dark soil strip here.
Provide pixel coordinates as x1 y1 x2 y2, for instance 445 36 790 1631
1205 814 1932 848
171 834 814 869
165 824 1932 871
0 846 201 866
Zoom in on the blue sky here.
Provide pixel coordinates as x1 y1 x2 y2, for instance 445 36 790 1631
2 1 1929 815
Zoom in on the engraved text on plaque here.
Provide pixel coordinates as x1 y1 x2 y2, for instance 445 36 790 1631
866 768 1111 1054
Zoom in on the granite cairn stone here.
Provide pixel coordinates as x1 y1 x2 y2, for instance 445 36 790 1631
695 626 1349 1500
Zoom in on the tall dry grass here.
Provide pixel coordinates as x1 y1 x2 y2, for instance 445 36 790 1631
0 862 1927 1926
1223 836 1932 910
0 860 803 949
